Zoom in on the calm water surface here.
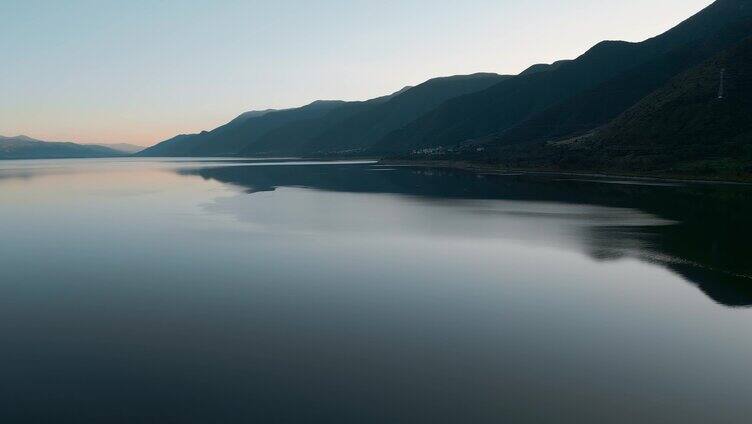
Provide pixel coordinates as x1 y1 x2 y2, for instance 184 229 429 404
1 158 752 423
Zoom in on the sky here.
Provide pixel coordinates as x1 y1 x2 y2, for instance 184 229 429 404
1 0 714 146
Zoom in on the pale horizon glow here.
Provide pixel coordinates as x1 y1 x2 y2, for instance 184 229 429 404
2 0 714 146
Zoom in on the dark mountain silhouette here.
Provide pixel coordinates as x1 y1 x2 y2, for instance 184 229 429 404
519 60 572 76
143 74 505 157
566 35 752 176
138 100 350 157
479 35 752 180
477 19 752 148
0 135 125 159
232 88 415 156
140 0 752 179
239 73 510 156
373 0 752 154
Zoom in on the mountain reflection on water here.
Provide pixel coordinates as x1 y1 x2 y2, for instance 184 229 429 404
182 160 752 308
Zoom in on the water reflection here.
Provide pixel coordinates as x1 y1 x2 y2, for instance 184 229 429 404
182 162 752 307
3 159 752 423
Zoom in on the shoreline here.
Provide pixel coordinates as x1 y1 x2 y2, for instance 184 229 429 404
379 159 752 185
4 155 750 185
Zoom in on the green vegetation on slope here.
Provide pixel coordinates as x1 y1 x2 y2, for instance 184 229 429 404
373 0 752 154
471 36 752 180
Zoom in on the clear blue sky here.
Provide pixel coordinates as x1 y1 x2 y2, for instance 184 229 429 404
1 0 713 145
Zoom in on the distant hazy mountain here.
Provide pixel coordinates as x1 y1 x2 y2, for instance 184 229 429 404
230 109 278 123
0 136 125 159
89 143 145 154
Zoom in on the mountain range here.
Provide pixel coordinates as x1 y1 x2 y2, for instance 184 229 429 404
473 34 752 178
88 143 145 154
140 74 507 157
0 135 129 160
134 1 752 179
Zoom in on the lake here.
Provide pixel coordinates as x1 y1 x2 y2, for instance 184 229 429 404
1 158 752 423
